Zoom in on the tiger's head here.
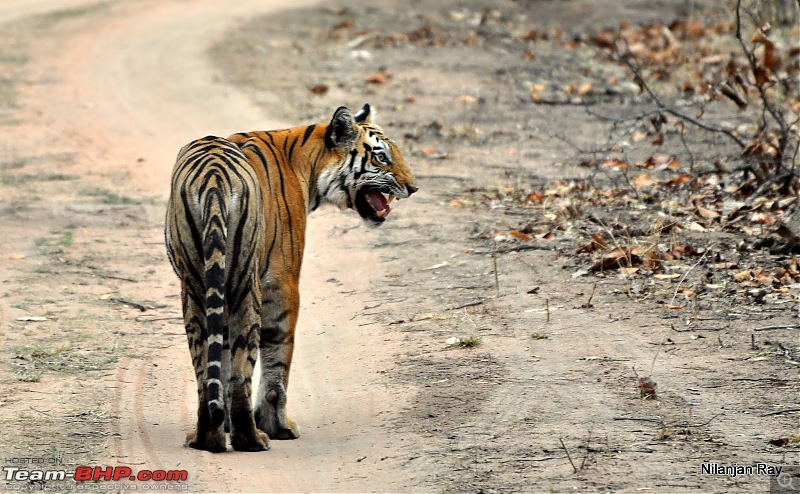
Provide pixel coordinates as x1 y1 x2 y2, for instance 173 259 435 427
319 104 418 225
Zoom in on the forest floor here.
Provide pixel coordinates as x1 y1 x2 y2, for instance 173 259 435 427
0 0 797 493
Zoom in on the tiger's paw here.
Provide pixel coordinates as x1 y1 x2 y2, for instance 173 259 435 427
185 429 226 453
271 417 300 440
254 405 300 440
231 429 270 452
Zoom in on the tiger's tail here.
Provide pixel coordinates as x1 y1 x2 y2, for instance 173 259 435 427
202 174 227 429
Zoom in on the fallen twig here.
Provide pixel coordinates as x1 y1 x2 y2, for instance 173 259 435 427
110 298 151 312
135 316 182 323
585 284 596 308
447 300 484 311
492 244 553 254
612 416 663 423
559 438 578 474
753 324 800 331
545 298 550 323
492 239 500 297
87 271 138 283
29 406 52 416
761 408 800 417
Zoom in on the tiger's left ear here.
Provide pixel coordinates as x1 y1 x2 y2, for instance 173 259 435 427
353 103 374 124
326 106 359 150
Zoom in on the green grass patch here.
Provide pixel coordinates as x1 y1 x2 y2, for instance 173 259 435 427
0 173 77 185
16 370 43 382
458 336 483 348
80 187 139 205
61 230 74 248
10 343 117 378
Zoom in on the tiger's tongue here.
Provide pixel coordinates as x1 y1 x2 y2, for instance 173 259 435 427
366 191 390 215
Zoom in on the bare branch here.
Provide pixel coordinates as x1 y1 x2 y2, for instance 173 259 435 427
616 53 747 148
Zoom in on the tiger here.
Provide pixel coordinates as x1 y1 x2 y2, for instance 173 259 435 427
165 104 418 452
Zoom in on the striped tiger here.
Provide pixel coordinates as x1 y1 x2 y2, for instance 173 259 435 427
165 104 418 452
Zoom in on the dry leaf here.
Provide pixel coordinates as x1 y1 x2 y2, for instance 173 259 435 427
754 66 772 88
637 156 657 169
764 43 782 72
591 247 640 271
751 24 771 44
365 71 391 84
576 233 607 254
639 376 658 399
695 206 720 220
509 230 532 242
720 83 747 110
602 158 628 171
421 147 449 160
520 28 541 41
666 156 680 170
633 174 655 189
308 84 329 95
524 192 544 202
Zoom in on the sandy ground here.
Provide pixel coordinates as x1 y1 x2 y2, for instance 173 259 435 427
0 1 797 493
0 0 417 492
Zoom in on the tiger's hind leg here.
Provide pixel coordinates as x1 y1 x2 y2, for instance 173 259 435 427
181 284 226 453
228 277 269 452
255 279 300 440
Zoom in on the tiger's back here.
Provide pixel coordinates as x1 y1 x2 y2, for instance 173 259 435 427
165 136 269 452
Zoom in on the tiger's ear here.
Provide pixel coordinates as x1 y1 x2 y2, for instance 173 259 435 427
353 103 373 124
326 106 359 150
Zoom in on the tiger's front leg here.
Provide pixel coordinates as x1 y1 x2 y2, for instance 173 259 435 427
254 278 300 440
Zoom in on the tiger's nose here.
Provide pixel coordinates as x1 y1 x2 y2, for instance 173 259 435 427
406 184 419 196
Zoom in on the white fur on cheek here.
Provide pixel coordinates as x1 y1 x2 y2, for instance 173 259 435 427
318 167 351 209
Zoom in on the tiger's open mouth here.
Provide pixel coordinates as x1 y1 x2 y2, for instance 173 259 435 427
355 188 395 224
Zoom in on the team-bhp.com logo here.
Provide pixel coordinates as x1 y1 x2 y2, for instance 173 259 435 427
4 465 188 482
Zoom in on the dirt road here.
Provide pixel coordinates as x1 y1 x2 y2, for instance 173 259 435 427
1 1 797 493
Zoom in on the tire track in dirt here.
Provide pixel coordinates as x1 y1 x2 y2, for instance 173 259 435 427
10 0 420 492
